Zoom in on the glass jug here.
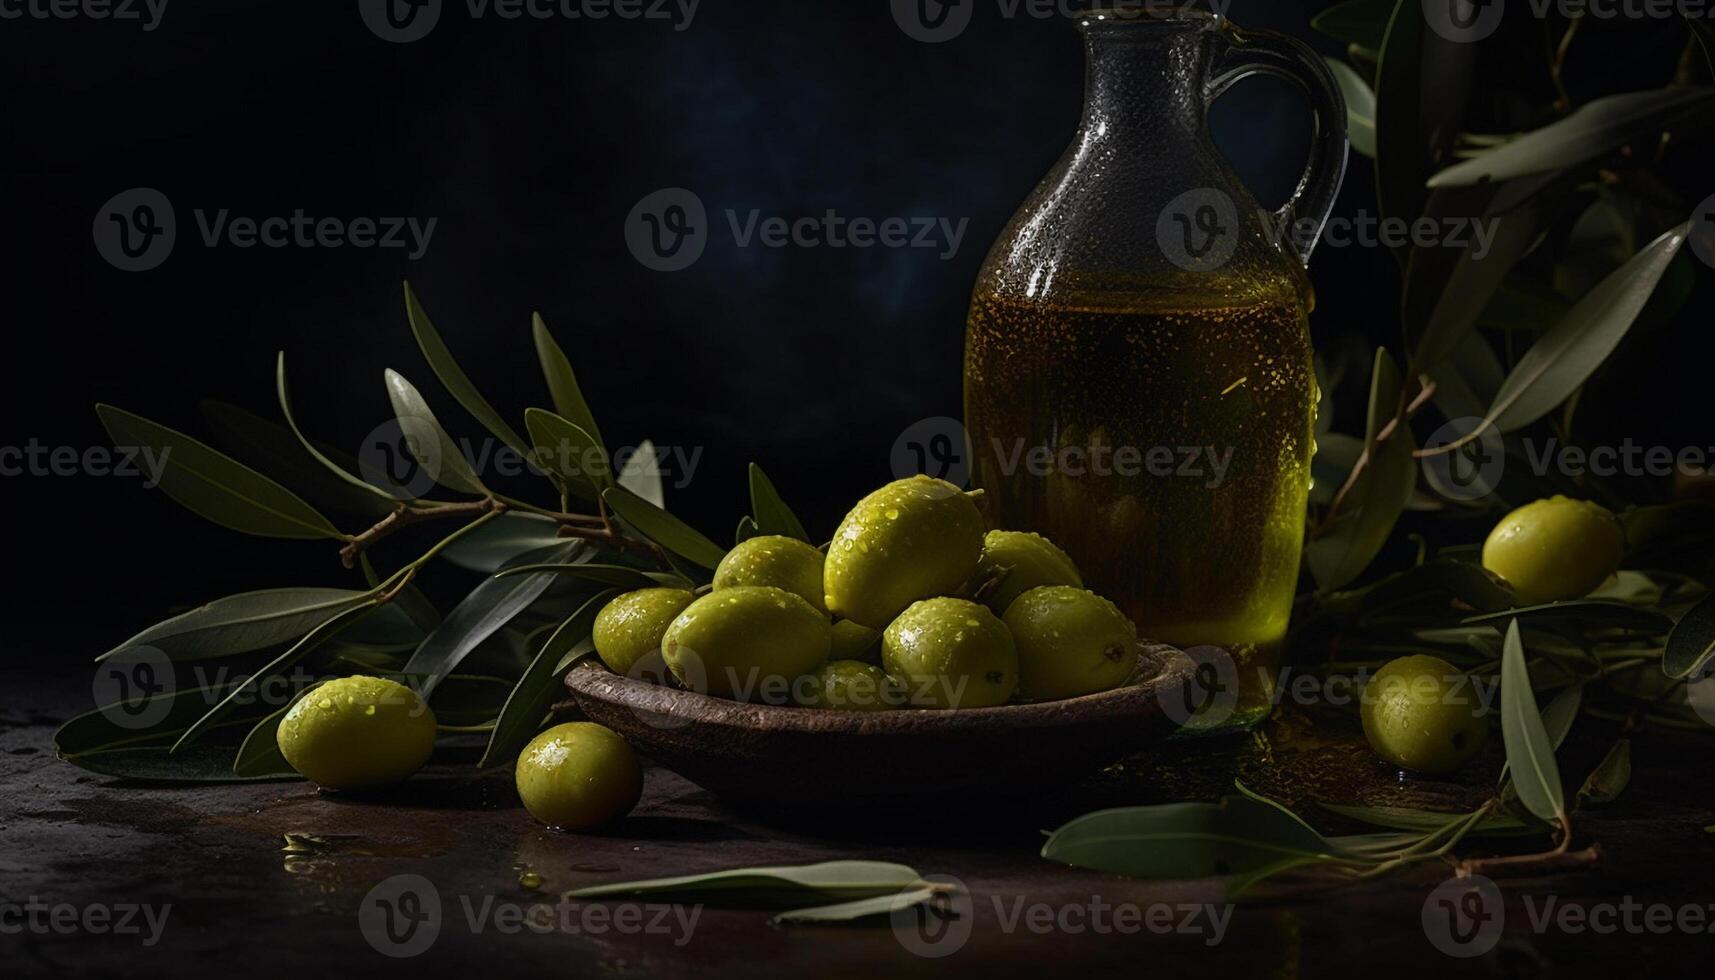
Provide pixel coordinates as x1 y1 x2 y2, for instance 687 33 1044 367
963 5 1347 731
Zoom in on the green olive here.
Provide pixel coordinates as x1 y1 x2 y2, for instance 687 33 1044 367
881 597 1018 709
276 675 437 791
824 475 985 628
1482 496 1625 605
662 586 831 701
514 722 642 831
976 530 1083 615
592 588 696 676
828 619 882 664
712 535 827 615
1003 586 1138 701
1360 655 1490 774
798 660 900 711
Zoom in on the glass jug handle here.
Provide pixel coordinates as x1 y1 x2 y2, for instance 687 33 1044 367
1204 25 1349 267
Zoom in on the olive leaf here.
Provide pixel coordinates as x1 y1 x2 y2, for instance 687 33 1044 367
1310 0 1392 50
496 562 680 589
57 679 247 758
1040 796 1339 880
770 883 954 926
1372 0 1475 252
523 407 604 501
1324 57 1375 158
1575 739 1632 808
201 396 396 518
748 462 810 542
1500 685 1581 798
617 439 666 508
1464 601 1673 638
437 513 564 574
479 590 619 768
1500 620 1568 825
429 673 523 730
275 352 409 504
1307 349 1416 592
402 282 536 466
170 601 381 751
382 368 489 496
401 541 584 696
101 587 378 662
60 744 299 783
603 485 727 570
1663 593 1715 679
96 404 344 540
1428 87 1715 188
232 682 324 777
531 313 607 454
1318 802 1531 836
566 861 925 902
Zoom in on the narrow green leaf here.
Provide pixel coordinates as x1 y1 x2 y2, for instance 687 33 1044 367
382 369 488 496
1307 350 1416 591
748 463 810 542
429 673 520 729
1500 620 1567 824
1040 797 1338 880
1407 188 1551 375
531 313 607 453
567 861 923 901
232 683 325 777
438 513 564 574
1310 0 1392 49
770 884 950 925
1372 0 1475 252
402 542 582 696
479 590 619 768
1664 593 1715 679
1325 58 1375 158
523 407 604 501
617 439 666 508
1429 88 1715 188
57 680 247 757
275 352 406 505
1500 685 1581 795
1575 739 1632 807
402 282 534 462
1464 600 1673 637
603 485 727 570
96 404 343 540
495 563 679 589
1318 802 1530 836
102 587 376 662
171 602 379 751
60 744 299 783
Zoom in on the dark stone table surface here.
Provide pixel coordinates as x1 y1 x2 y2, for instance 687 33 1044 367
4 667 1712 979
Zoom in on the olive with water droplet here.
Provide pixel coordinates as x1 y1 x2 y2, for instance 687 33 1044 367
1004 585 1138 701
712 535 827 615
881 597 1017 708
824 475 985 628
798 659 900 711
975 529 1082 615
592 588 696 676
661 586 831 700
275 675 437 791
1360 655 1490 774
514 722 642 831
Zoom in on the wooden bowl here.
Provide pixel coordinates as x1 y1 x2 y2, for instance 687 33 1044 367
562 643 1197 816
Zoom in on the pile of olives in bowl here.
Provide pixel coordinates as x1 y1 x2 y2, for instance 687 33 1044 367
591 475 1143 712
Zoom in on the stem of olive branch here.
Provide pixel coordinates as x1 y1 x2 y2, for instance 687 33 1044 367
340 498 505 568
1310 379 1438 538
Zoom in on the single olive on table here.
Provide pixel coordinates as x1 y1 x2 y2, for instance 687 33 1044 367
1360 654 1490 774
276 675 438 792
514 722 643 831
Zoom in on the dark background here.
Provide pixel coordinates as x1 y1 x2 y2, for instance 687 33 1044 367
1 1 1705 657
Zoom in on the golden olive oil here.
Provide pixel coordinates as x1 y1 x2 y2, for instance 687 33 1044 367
964 284 1317 727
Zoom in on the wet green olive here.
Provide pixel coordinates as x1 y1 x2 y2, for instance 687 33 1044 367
1360 655 1490 774
1482 496 1625 605
276 675 437 791
824 475 985 628
661 586 831 700
514 722 642 831
712 535 827 615
828 619 882 664
797 660 900 711
976 530 1083 615
881 597 1018 709
592 588 697 676
1003 586 1138 701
